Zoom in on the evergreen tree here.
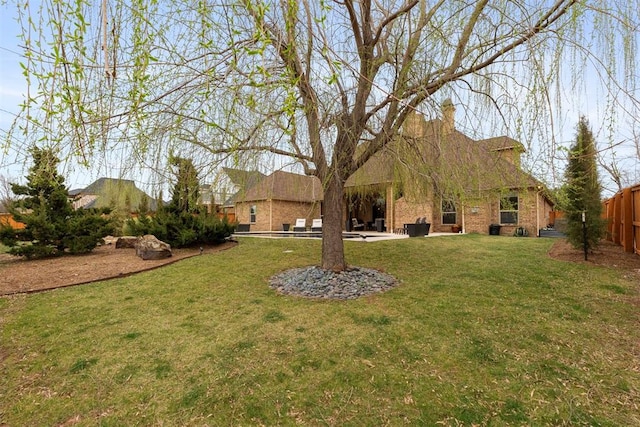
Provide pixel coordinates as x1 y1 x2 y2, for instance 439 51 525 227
124 158 234 247
0 147 114 258
564 117 606 251
169 156 200 213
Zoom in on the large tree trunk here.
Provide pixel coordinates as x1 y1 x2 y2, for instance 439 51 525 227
321 173 347 271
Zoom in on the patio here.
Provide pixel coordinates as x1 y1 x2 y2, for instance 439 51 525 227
232 230 464 242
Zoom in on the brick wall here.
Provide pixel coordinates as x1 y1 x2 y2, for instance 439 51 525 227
234 188 549 235
236 200 321 231
462 202 493 234
392 197 433 230
270 200 321 231
461 189 548 236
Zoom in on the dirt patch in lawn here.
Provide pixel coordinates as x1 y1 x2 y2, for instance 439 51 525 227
0 240 237 296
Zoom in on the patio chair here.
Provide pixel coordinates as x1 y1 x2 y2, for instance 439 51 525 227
352 218 365 231
293 218 307 232
311 218 322 232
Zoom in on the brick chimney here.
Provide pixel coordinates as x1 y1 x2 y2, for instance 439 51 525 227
402 110 426 137
442 98 455 135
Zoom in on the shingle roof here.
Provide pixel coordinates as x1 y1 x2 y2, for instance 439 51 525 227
239 170 323 203
478 136 525 152
73 178 159 211
222 168 266 189
346 113 541 197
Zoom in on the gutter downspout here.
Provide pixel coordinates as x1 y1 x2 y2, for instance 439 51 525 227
269 199 273 231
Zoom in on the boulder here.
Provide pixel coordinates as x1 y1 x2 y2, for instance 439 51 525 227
116 236 139 249
135 235 172 260
103 235 118 245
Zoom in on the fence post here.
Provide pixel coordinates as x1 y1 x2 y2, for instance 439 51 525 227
612 193 622 245
622 188 634 253
604 200 613 241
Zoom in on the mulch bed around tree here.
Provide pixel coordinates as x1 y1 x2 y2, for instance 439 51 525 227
547 238 640 274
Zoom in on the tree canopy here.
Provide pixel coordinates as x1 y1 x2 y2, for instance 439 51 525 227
5 0 639 270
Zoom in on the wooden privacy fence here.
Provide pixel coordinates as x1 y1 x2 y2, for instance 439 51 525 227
0 211 235 232
603 184 640 255
0 213 25 229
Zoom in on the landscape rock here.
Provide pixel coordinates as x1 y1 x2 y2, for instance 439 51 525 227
115 236 139 249
269 266 398 299
103 235 118 245
135 235 172 260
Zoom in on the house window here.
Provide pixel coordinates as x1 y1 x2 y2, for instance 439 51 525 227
500 193 518 224
442 199 456 225
250 205 257 223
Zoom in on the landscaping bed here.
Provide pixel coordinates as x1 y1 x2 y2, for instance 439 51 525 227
0 240 237 295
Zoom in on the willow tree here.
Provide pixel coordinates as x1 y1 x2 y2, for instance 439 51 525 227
7 1 639 271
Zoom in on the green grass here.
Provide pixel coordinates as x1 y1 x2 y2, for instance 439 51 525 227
1 235 638 425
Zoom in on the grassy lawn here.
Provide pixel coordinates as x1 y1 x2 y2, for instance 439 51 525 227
1 235 638 426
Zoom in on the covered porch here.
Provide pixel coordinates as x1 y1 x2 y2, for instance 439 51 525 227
344 184 395 232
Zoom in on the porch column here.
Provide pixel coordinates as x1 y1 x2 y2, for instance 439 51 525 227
386 185 394 233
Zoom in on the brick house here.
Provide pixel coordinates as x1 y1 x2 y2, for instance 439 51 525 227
218 168 267 220
233 101 554 236
234 170 323 231
345 100 554 236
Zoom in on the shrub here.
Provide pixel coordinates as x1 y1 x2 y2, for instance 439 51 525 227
0 147 116 259
124 210 235 248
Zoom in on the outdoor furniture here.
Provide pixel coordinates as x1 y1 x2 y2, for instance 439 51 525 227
405 219 430 237
352 218 365 231
311 219 322 232
375 218 385 232
293 218 307 232
405 223 419 237
236 224 251 232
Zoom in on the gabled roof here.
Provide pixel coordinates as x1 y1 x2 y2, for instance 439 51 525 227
72 178 159 211
346 112 541 198
222 168 265 189
222 168 267 206
238 170 323 203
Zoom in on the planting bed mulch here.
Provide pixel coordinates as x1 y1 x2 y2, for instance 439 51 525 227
0 240 238 296
547 238 640 274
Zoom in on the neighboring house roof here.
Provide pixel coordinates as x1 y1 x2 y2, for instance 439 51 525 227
72 178 158 211
223 167 266 189
238 170 323 203
222 167 267 206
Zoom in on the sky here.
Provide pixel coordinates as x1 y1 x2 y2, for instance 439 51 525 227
0 3 638 198
0 4 28 178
